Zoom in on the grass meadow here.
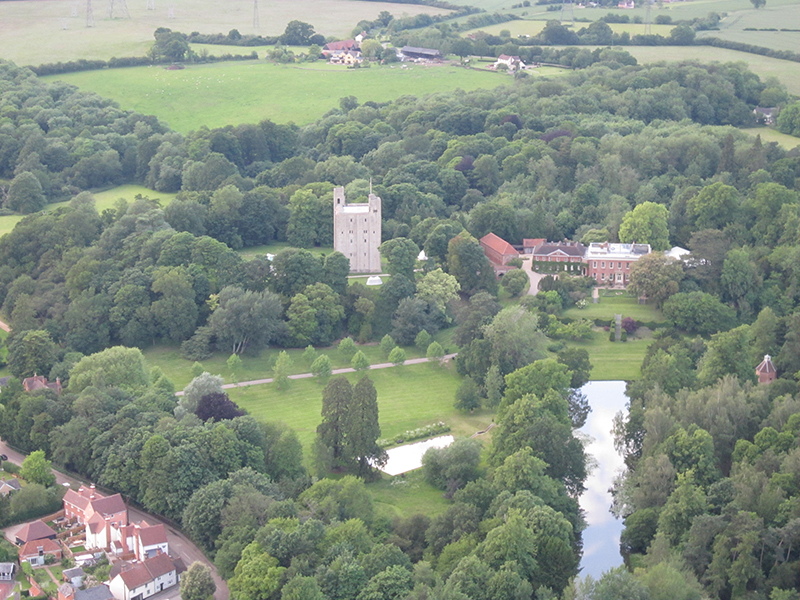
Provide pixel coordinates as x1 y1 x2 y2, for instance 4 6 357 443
43 61 517 132
0 184 175 238
0 0 449 67
742 128 800 151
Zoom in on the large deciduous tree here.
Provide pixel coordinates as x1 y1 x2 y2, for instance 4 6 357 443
6 330 57 380
628 253 684 308
180 562 217 600
618 201 670 251
20 450 56 487
447 231 497 296
208 286 283 354
6 171 46 214
379 238 420 280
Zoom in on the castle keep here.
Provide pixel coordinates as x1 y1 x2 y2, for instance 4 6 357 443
333 186 382 273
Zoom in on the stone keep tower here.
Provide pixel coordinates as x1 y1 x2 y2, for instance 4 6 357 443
333 186 382 273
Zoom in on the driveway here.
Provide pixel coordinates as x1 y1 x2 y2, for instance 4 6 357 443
521 257 551 295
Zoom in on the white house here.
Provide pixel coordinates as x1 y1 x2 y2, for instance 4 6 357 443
493 54 526 72
109 554 179 600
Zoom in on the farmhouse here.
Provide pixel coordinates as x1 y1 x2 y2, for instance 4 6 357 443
492 54 526 72
108 554 181 600
329 50 363 65
479 233 519 274
585 242 651 287
333 186 382 273
322 39 360 55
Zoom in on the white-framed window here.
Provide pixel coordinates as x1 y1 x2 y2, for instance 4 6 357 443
601 262 605 268
601 273 605 280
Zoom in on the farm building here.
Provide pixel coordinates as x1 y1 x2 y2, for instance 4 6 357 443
400 46 443 61
480 233 519 275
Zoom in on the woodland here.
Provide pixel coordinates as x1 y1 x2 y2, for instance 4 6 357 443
0 18 798 600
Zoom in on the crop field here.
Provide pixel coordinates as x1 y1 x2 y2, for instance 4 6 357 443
42 61 523 132
0 0 449 67
696 1 800 53
742 128 800 150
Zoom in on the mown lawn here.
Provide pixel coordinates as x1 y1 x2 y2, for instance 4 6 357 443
563 292 663 323
143 328 460 391
566 329 650 381
231 362 491 453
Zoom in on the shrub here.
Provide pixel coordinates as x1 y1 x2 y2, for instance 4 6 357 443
609 328 616 342
621 317 638 334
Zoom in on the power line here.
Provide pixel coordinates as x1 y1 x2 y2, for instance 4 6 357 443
86 0 94 27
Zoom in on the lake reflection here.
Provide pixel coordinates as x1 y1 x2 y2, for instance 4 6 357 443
578 380 629 579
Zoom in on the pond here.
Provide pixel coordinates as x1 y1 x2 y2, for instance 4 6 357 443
578 380 629 579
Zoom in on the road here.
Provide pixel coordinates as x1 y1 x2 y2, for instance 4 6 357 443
0 440 229 600
177 353 458 396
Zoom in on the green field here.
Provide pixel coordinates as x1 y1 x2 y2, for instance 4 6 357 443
230 362 492 451
0 0 449 67
742 127 800 150
43 61 515 132
596 45 800 95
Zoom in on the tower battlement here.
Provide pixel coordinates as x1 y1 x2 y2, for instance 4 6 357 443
333 186 382 273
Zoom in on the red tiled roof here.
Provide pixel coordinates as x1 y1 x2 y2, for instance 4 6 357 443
91 493 126 516
323 40 358 52
523 238 545 248
118 564 151 591
16 520 56 543
117 554 176 591
138 524 167 547
19 538 61 559
480 233 517 257
143 553 175 579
